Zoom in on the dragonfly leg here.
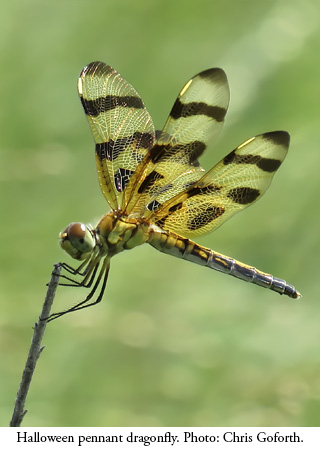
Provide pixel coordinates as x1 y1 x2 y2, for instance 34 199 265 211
46 259 110 322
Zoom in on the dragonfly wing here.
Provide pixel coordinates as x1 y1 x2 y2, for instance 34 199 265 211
124 68 230 215
150 131 289 237
78 61 155 210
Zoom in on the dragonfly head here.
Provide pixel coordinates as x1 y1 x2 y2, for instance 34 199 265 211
59 222 95 260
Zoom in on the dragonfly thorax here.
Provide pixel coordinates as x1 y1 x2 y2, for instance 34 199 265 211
96 211 150 257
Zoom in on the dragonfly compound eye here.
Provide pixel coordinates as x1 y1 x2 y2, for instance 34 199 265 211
59 222 95 260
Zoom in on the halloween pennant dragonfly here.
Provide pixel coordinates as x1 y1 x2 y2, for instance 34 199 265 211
49 61 300 321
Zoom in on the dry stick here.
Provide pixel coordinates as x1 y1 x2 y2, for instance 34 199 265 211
10 263 61 427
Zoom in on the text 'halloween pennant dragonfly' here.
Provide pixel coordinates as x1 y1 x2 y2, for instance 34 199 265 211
50 61 301 321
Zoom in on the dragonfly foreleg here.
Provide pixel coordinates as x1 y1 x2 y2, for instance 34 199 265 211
58 257 101 288
47 258 110 322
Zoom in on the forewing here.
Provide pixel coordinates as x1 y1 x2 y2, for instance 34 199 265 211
151 131 289 237
124 68 230 215
78 62 155 210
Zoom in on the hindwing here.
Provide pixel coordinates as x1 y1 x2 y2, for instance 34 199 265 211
149 131 289 237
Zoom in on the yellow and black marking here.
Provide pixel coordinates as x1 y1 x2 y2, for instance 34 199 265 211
148 227 299 299
223 131 288 172
187 205 225 231
78 61 155 210
95 132 153 163
227 187 260 204
146 131 289 238
52 61 300 321
80 95 145 117
114 168 134 193
122 66 230 215
137 170 164 194
149 141 206 166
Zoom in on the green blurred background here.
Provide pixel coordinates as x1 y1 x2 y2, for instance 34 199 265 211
1 0 319 427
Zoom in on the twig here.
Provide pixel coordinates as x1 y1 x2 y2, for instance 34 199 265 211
9 263 61 427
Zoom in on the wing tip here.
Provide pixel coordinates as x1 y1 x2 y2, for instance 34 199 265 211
263 130 290 148
198 67 228 85
79 61 112 79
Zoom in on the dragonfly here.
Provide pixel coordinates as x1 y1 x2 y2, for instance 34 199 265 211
49 61 300 321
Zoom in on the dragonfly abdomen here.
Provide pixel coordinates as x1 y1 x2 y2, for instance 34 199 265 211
206 251 300 299
149 227 301 299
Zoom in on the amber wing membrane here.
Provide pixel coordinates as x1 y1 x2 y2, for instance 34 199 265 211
78 63 289 241
78 61 155 210
123 68 230 215
149 131 289 238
